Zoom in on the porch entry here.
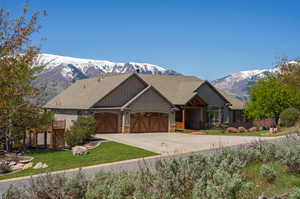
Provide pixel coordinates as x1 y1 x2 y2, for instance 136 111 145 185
175 95 208 130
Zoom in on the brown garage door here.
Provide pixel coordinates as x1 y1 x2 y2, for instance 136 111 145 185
130 112 168 133
95 113 118 133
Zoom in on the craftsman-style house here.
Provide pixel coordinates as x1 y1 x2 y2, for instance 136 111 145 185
44 73 245 133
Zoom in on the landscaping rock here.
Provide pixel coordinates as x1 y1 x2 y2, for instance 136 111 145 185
23 162 33 170
248 126 258 132
238 126 247 133
269 128 278 134
33 162 43 169
8 161 16 166
33 162 48 169
19 157 33 164
72 146 88 156
42 163 48 169
11 163 24 171
226 127 239 133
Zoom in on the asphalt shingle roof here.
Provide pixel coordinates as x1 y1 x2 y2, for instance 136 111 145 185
45 73 131 109
45 73 245 110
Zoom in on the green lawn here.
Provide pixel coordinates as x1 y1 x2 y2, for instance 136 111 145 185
176 129 291 137
0 141 157 181
244 162 300 197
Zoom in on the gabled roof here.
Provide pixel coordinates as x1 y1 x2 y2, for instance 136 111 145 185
45 73 245 110
138 74 205 105
217 89 245 110
121 85 175 110
45 73 132 109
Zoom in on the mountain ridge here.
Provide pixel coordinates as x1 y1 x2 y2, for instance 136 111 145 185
211 61 300 101
32 54 180 105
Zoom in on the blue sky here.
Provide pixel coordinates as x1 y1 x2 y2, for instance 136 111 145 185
2 0 300 80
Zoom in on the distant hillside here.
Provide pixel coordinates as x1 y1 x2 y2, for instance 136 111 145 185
211 61 299 101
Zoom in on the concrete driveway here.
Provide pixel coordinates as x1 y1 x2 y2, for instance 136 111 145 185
95 133 275 154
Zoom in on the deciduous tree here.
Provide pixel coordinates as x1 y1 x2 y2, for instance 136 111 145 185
245 78 300 122
0 5 47 151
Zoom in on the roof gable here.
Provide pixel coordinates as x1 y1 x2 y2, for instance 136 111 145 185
138 74 205 105
217 89 245 110
91 73 148 108
45 73 132 109
124 85 175 113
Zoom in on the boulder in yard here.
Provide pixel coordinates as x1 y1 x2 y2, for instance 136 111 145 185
226 127 239 133
238 126 247 133
23 162 33 170
33 162 43 169
11 163 24 171
72 146 89 156
42 163 48 169
248 127 258 132
8 161 16 166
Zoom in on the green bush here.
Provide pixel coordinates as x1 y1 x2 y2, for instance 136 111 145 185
4 171 88 199
65 115 96 147
260 164 276 183
193 168 253 199
289 187 300 199
279 145 300 174
280 108 300 127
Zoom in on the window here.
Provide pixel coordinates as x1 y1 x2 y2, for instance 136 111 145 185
208 106 223 123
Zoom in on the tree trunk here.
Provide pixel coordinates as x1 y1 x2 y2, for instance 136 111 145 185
5 117 12 152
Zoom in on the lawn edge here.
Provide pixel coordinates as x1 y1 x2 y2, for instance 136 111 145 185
0 154 162 183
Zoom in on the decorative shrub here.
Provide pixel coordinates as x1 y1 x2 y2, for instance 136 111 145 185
289 187 300 199
192 168 253 199
253 118 276 129
280 108 300 127
65 115 96 147
279 145 300 174
4 171 88 199
260 164 276 183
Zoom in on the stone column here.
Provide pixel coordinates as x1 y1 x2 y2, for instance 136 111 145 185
121 111 130 133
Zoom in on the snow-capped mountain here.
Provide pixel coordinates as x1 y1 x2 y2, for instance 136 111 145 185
212 68 276 100
31 54 180 105
212 60 300 101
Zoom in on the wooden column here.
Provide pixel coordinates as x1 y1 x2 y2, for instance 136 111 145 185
182 108 185 129
44 131 47 148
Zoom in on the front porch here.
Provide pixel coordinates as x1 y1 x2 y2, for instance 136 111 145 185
175 95 208 130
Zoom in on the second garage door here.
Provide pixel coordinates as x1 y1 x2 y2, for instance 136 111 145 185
130 112 168 133
95 113 118 133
